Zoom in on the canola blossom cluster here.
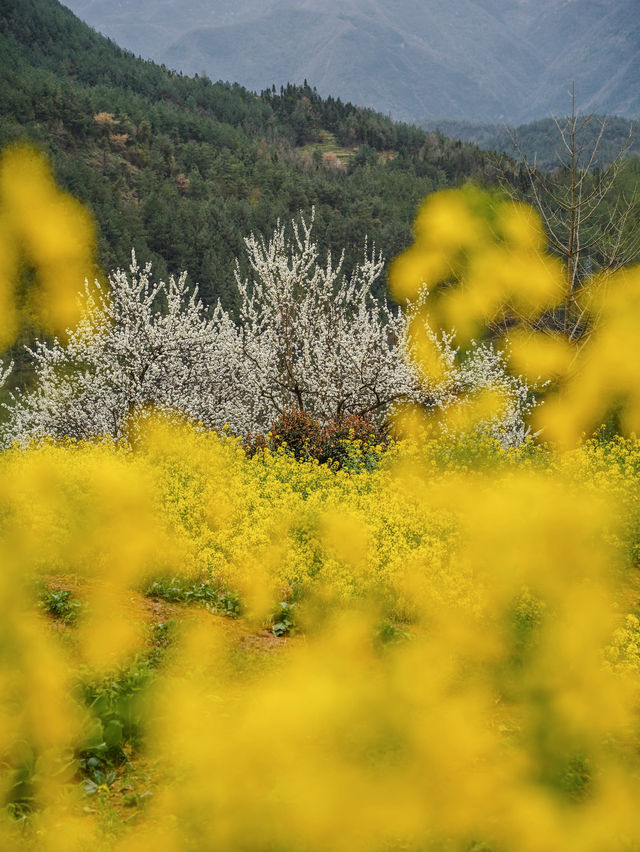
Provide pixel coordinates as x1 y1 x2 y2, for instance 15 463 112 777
2 423 640 852
2 145 640 852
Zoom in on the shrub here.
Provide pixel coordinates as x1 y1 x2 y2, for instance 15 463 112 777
245 408 389 468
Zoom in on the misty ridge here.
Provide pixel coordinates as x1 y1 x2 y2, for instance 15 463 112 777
61 0 640 124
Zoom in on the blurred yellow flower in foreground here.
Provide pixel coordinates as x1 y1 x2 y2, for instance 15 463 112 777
0 144 96 342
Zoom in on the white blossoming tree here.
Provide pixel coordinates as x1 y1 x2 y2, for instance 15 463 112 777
1 253 248 443
235 213 534 444
1 214 535 448
235 213 415 427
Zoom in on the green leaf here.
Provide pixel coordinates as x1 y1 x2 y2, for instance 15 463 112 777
103 719 123 749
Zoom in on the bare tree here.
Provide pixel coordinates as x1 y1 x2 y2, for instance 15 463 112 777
502 84 640 340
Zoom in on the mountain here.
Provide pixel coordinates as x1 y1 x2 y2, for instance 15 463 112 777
59 0 640 123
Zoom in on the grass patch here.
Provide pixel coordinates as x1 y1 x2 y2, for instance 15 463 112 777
298 129 356 164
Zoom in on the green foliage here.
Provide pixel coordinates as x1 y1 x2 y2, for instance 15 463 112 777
376 618 411 647
144 577 243 618
79 661 151 755
77 621 175 788
271 601 297 637
1 621 173 819
2 751 36 820
145 579 297 635
39 586 82 624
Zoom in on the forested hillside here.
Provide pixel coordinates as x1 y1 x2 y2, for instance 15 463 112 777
0 0 509 318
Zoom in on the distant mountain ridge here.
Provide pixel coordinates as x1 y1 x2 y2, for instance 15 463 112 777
60 0 640 123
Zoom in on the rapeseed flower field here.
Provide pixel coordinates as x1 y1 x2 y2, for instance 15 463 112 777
3 145 640 850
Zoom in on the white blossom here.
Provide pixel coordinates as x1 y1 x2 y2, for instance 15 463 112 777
235 211 414 427
2 252 248 444
0 360 12 395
